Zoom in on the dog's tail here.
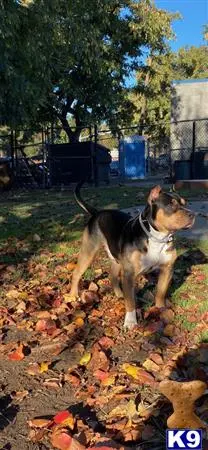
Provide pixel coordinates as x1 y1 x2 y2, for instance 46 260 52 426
74 180 98 216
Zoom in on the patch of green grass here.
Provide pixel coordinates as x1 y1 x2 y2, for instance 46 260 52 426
83 267 95 281
197 330 208 343
198 299 208 314
178 316 196 331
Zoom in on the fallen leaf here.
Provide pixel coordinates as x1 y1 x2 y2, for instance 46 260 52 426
79 352 91 366
54 411 74 430
66 262 77 271
74 317 84 327
51 430 72 450
122 363 155 385
64 373 81 387
98 336 114 349
64 294 77 303
39 362 50 373
108 399 140 427
51 430 85 450
149 353 163 365
35 311 51 319
35 318 56 334
27 363 41 375
160 309 175 323
143 359 160 373
89 350 109 372
11 390 29 402
43 380 60 389
93 369 109 382
88 282 99 292
163 324 175 337
8 344 25 361
6 289 20 300
28 428 47 442
80 290 99 305
28 418 53 428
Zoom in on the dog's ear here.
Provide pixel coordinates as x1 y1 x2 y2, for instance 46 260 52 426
169 184 176 193
147 185 162 204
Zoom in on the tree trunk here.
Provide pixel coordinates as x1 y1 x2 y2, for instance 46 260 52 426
139 55 152 134
59 115 81 143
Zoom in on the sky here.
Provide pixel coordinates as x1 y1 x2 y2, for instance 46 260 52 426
155 0 208 51
126 0 207 86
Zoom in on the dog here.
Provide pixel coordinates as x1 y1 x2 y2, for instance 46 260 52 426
70 182 195 329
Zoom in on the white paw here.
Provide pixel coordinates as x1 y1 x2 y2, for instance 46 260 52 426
124 310 137 330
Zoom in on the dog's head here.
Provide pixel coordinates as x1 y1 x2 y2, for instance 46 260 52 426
146 185 195 232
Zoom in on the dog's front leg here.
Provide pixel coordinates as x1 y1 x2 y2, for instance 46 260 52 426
122 266 137 330
155 262 174 308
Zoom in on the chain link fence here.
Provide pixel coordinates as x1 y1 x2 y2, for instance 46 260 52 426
0 118 207 187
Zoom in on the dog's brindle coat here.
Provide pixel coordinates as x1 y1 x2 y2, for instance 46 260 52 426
70 183 195 329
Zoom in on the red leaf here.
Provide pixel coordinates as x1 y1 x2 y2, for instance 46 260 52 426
54 410 72 425
89 350 109 372
51 431 72 450
98 336 114 349
51 431 85 450
35 318 56 334
8 344 25 361
93 369 109 382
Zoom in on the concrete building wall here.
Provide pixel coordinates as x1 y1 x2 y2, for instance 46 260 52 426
170 79 208 161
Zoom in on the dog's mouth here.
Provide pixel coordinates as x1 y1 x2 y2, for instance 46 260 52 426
182 216 195 230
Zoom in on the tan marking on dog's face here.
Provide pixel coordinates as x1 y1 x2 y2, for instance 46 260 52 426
154 206 195 232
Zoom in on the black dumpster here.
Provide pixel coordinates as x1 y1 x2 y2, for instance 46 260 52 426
174 160 191 180
48 142 111 185
192 151 208 179
95 144 111 184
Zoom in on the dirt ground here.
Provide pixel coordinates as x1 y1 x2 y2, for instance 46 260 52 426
0 189 208 450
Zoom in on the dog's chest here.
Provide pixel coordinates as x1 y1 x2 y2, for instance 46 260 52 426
140 239 172 273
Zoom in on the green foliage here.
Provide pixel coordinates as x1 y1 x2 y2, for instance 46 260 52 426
132 44 208 142
0 0 175 140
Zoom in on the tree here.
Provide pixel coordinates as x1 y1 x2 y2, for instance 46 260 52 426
0 0 176 141
131 44 208 142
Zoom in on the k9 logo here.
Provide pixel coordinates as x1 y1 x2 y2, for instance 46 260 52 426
166 429 202 449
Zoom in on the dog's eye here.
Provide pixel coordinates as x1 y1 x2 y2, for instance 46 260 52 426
171 199 178 208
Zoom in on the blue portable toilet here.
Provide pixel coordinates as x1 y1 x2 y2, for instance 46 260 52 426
119 135 146 179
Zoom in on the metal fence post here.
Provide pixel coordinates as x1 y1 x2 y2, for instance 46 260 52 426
94 124 98 186
191 120 196 179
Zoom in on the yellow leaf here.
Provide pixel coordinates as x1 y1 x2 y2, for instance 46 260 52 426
63 294 77 303
79 352 91 366
142 359 160 372
18 292 28 300
122 363 139 379
39 362 49 373
101 374 115 386
74 317 84 327
62 416 75 429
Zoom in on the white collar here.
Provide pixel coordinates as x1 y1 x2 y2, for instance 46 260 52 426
139 213 173 244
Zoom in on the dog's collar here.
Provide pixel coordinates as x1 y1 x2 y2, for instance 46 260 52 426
138 213 173 244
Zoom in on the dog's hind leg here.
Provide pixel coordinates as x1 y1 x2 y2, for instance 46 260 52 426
70 228 100 297
110 261 123 298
